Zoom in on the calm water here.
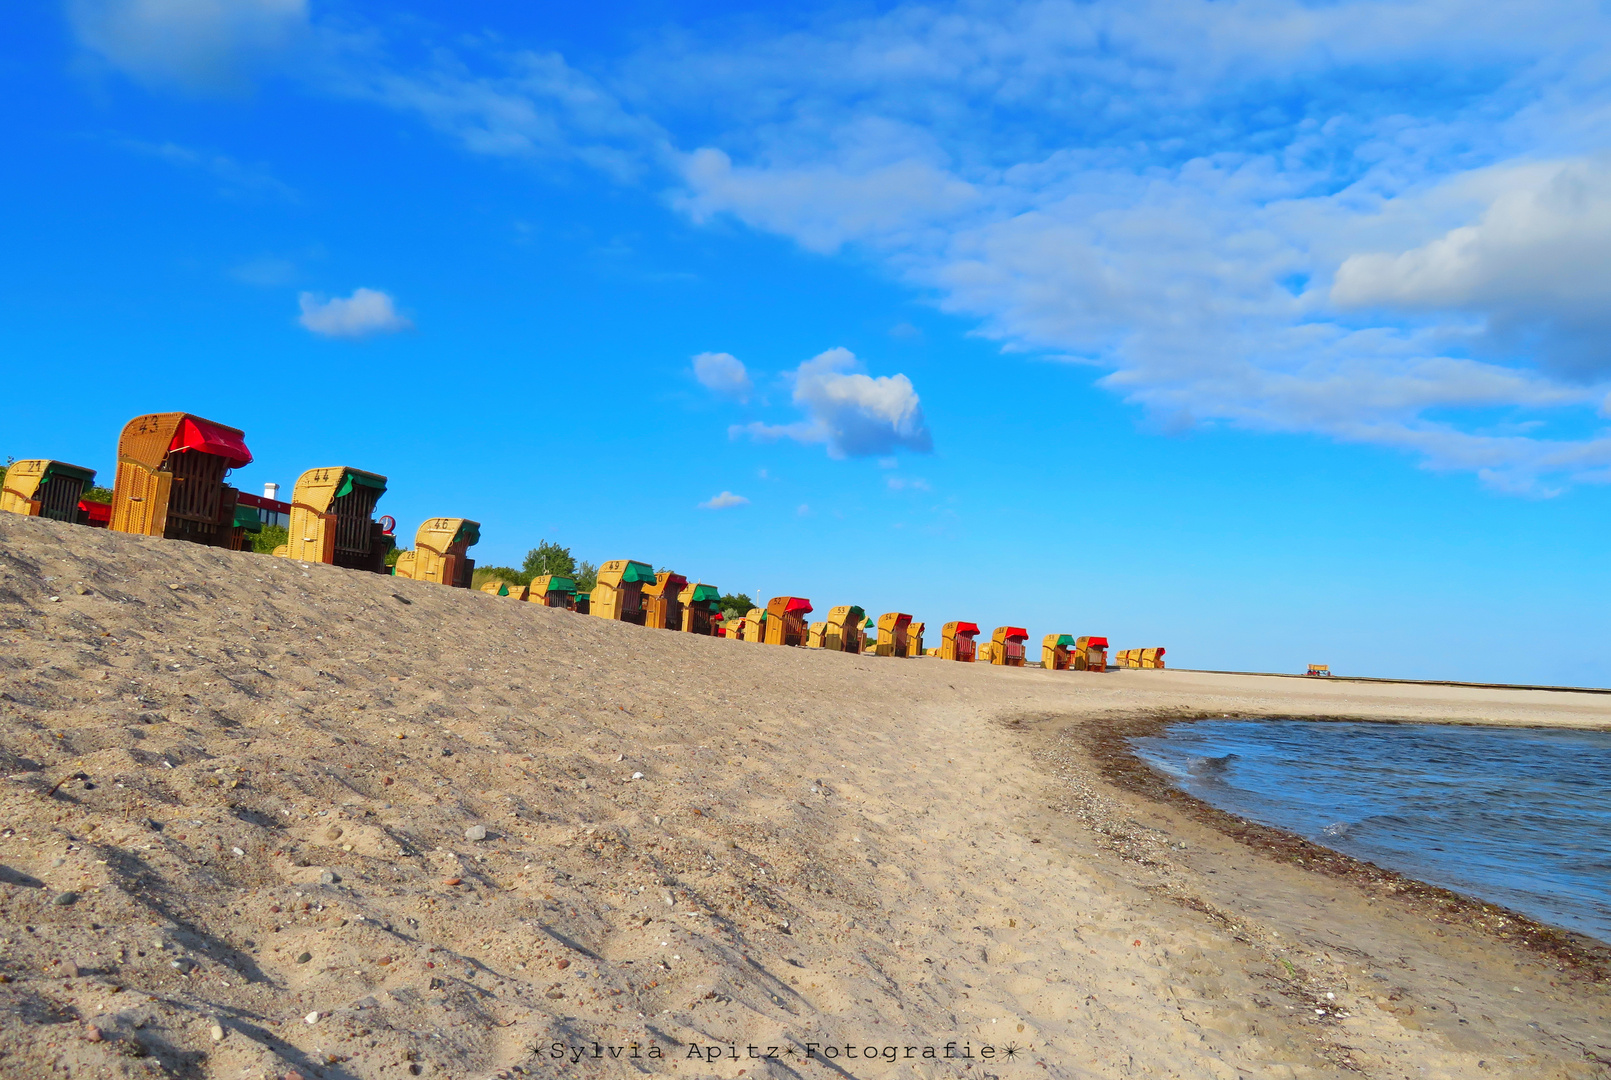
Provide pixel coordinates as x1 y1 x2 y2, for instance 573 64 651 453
1129 720 1611 942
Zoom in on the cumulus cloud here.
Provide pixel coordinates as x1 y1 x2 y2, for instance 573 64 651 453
80 0 1611 490
730 348 932 458
643 1 1611 492
297 288 411 338
69 0 309 92
1332 159 1611 379
692 351 753 401
792 348 932 458
698 491 749 509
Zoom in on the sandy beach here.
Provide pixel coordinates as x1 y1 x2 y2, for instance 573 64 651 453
1 512 1608 1080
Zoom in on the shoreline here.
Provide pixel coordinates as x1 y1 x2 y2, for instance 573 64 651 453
1071 711 1611 980
1173 668 1611 698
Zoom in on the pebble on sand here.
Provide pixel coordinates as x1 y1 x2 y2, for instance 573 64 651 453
53 891 80 906
465 824 487 841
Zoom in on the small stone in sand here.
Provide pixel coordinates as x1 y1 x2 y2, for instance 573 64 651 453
319 871 340 885
53 892 79 907
324 826 343 841
556 958 570 970
84 1026 103 1043
209 1022 225 1043
444 877 462 886
296 952 312 964
465 825 487 841
305 1011 321 1024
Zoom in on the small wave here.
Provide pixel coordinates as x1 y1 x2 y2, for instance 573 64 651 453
1187 753 1237 779
1321 821 1352 839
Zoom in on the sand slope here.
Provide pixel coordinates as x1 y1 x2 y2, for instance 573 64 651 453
0 513 1607 1080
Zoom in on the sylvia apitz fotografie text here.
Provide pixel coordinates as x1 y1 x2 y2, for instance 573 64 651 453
546 1040 1022 1064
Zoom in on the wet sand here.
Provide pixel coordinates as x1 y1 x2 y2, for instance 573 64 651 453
1 513 1608 1080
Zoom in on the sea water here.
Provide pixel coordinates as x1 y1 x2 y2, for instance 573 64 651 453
1129 720 1611 942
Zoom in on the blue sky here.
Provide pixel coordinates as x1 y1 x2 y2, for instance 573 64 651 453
6 0 1611 684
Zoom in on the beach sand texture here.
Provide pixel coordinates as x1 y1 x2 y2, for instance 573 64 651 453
1 513 1608 1080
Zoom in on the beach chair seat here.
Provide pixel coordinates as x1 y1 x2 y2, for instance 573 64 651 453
941 621 979 662
679 582 721 634
643 571 689 630
1074 636 1108 672
275 466 393 572
989 626 1029 666
592 560 657 624
393 518 479 588
528 574 578 609
2 460 97 523
110 412 252 548
764 596 813 646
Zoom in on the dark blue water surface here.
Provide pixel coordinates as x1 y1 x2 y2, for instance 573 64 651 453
1129 720 1611 942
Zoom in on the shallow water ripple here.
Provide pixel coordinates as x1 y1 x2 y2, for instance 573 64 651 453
1130 720 1611 942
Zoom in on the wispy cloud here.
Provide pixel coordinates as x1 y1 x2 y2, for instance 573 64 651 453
69 0 310 93
297 288 411 338
76 0 1611 491
698 490 749 509
651 0 1611 492
115 138 297 200
230 255 297 287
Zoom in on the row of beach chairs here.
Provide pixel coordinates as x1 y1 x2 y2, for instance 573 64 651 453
6 410 1164 670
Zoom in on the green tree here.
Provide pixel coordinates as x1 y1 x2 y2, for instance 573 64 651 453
251 524 288 554
719 592 754 615
575 560 598 594
521 540 578 584
472 566 524 590
80 486 113 504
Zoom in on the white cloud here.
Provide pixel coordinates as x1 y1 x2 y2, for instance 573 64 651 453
795 348 934 458
325 41 666 181
698 491 750 509
81 0 1611 491
1332 159 1611 378
692 351 753 401
730 348 932 458
676 146 979 254
69 0 309 92
638 0 1611 492
297 288 411 338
